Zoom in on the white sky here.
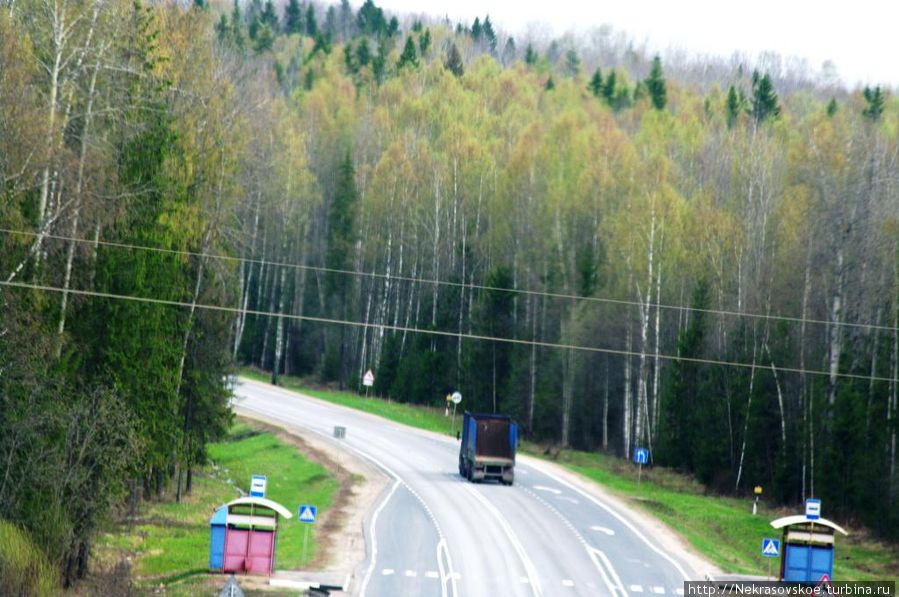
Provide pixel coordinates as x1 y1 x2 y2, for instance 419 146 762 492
373 0 898 88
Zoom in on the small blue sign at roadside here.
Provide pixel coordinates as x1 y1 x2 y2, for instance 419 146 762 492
805 498 821 520
633 448 649 465
249 475 267 498
762 538 780 557
298 504 317 523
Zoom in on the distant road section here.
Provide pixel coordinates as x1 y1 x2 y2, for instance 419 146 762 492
234 379 707 597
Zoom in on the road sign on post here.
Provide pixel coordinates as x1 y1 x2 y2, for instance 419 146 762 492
450 392 462 438
762 538 780 557
249 475 267 498
805 498 821 520
633 448 649 485
298 504 317 566
363 370 374 387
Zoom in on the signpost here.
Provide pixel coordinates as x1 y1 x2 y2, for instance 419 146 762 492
298 505 317 565
753 485 763 515
249 475 267 498
805 498 821 520
761 537 780 579
633 448 649 485
450 391 462 438
362 369 374 397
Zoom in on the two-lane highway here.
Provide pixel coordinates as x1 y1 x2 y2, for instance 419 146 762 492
234 379 702 596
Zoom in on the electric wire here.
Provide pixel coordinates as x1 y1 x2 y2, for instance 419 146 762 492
2 279 896 384
2 227 896 333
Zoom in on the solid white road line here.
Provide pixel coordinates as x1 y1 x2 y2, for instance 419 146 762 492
594 548 629 596
359 480 400 595
463 483 543 597
590 526 616 535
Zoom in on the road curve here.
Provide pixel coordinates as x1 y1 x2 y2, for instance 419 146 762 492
233 379 705 597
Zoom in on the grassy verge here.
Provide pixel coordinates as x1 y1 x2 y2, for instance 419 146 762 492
95 420 338 593
240 369 899 582
0 519 59 596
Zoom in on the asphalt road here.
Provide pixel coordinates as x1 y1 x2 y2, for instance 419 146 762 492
233 379 699 597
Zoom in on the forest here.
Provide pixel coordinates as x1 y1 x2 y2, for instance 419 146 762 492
0 0 897 587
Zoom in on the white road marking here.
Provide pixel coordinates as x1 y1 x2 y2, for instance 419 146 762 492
462 483 543 597
593 548 629 596
630 585 644 593
359 481 400 593
555 496 580 505
652 587 665 594
674 589 684 595
591 526 616 535
405 570 417 577
425 571 440 579
382 569 395 576
523 458 691 580
520 576 530 584
562 579 575 587
533 485 562 494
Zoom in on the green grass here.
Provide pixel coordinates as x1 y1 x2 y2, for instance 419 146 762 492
0 519 59 596
241 369 899 582
96 421 338 590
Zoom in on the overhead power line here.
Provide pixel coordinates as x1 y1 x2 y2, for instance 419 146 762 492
1 279 896 384
2 228 896 333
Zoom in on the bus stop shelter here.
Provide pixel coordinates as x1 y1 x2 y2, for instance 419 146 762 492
770 515 848 582
209 497 292 575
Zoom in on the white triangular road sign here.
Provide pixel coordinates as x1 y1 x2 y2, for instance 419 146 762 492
299 506 316 522
762 539 779 556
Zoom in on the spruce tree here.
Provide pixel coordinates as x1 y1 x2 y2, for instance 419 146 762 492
524 44 537 66
444 42 464 77
588 68 603 97
750 71 780 123
418 28 431 56
725 85 745 128
356 38 371 68
501 37 516 65
826 97 838 117
564 49 580 77
305 4 317 37
254 23 274 52
601 70 616 104
862 86 885 122
483 15 497 54
283 0 302 35
644 55 667 110
471 17 482 42
545 75 555 91
397 36 419 69
261 0 278 31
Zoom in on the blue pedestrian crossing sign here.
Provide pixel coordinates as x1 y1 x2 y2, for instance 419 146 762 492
633 448 649 465
298 504 317 523
761 538 780 557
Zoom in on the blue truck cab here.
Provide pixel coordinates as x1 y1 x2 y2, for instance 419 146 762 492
458 412 518 485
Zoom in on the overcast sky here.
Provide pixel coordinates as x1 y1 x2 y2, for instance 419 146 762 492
373 0 897 88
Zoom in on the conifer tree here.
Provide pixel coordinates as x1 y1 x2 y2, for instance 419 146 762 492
283 0 302 35
862 86 885 122
524 44 537 66
564 49 580 77
725 85 745 128
501 37 516 65
305 4 317 37
445 42 464 77
826 97 838 117
644 55 667 110
261 0 278 31
356 38 371 68
750 71 780 123
418 28 431 57
588 67 603 97
602 70 616 104
397 36 419 69
471 17 482 41
545 75 555 91
483 15 497 54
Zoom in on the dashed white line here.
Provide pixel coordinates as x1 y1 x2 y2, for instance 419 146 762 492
652 587 666 594
555 496 580 505
629 585 644 593
425 571 440 579
562 579 575 587
674 589 684 595
520 576 530 584
405 570 417 577
382 569 395 576
590 525 616 535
